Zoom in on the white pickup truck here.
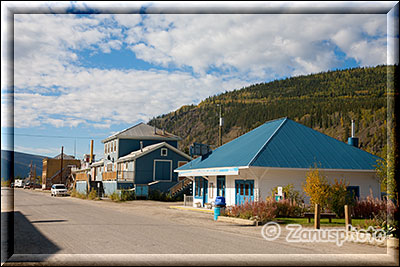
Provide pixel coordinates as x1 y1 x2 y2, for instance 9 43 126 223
14 179 24 188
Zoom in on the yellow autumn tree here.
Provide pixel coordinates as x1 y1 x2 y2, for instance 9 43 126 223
303 167 331 210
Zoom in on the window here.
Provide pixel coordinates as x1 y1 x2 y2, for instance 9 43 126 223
178 161 188 167
125 162 128 170
153 160 172 181
346 186 360 200
161 148 168 156
107 163 113 172
217 176 225 197
195 177 205 197
104 144 107 154
114 140 116 152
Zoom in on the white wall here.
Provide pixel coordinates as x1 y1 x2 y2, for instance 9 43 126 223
192 167 381 207
253 167 380 204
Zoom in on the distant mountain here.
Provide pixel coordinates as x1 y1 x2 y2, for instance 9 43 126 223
1 150 45 179
149 65 396 158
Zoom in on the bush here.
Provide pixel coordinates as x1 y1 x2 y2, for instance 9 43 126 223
224 199 277 223
88 188 99 200
110 191 121 201
71 189 87 199
328 178 352 218
352 193 395 219
148 189 176 202
274 198 305 217
270 184 304 204
120 189 136 201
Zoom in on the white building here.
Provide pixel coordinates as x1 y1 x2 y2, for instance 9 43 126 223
175 117 381 207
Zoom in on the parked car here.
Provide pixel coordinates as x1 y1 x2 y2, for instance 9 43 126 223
23 181 31 189
51 184 68 197
14 179 24 188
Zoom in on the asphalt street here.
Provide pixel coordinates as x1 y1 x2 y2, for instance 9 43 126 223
1 188 398 265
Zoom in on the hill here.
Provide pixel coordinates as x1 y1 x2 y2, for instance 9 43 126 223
1 150 45 180
149 65 396 158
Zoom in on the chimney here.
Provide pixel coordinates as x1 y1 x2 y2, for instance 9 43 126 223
90 140 94 164
348 120 359 148
140 141 143 152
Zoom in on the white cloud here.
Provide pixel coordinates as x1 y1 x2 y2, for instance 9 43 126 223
7 12 390 130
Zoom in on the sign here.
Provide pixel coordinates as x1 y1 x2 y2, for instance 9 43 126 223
190 143 212 156
176 167 239 177
277 186 283 196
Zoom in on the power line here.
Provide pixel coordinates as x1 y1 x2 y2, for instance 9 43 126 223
1 132 103 140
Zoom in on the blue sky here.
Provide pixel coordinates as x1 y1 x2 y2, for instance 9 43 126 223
1 1 398 160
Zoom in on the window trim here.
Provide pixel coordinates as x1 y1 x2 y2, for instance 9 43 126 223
161 148 168 157
153 159 173 182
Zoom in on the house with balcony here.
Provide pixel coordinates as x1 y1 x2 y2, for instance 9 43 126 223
74 123 191 197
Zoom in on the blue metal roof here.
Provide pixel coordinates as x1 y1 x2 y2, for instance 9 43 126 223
177 117 381 171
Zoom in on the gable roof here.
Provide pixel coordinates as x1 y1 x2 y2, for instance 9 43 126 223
117 142 191 162
53 153 76 160
102 122 181 143
176 117 381 172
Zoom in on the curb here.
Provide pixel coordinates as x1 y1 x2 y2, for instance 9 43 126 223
345 232 399 248
168 206 213 214
216 216 257 226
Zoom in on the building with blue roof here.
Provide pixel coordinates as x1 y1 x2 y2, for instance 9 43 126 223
175 117 382 207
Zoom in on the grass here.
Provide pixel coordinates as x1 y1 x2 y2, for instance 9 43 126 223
274 217 366 227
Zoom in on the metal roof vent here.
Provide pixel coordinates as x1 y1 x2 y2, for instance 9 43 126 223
348 120 359 148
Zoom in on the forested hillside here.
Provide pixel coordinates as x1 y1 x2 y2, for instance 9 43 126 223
149 65 396 158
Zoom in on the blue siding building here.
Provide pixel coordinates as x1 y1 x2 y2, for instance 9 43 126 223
75 123 191 197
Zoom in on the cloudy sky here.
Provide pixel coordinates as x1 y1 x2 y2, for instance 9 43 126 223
1 1 398 159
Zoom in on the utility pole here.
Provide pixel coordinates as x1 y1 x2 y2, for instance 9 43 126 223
29 161 33 187
218 104 223 147
60 146 64 184
33 164 36 189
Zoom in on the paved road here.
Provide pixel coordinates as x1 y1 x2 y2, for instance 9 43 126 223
2 188 398 265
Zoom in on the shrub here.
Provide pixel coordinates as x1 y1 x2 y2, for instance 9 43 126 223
224 200 277 223
120 189 135 201
270 184 304 204
274 198 305 217
148 189 176 202
328 178 352 218
88 188 98 200
110 191 121 201
70 189 87 199
352 193 396 220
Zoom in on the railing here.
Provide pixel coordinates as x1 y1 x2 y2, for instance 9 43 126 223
75 172 88 181
170 178 192 196
103 171 117 181
183 194 193 206
117 171 134 181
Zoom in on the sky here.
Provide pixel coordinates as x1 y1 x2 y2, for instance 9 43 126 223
1 1 399 160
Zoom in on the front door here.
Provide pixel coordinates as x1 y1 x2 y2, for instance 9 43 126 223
203 179 208 204
235 180 254 205
217 176 225 197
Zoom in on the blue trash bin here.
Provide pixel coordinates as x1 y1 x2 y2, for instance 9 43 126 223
215 196 226 206
214 206 221 221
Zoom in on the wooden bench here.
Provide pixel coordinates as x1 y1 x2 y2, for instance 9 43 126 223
304 212 336 223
